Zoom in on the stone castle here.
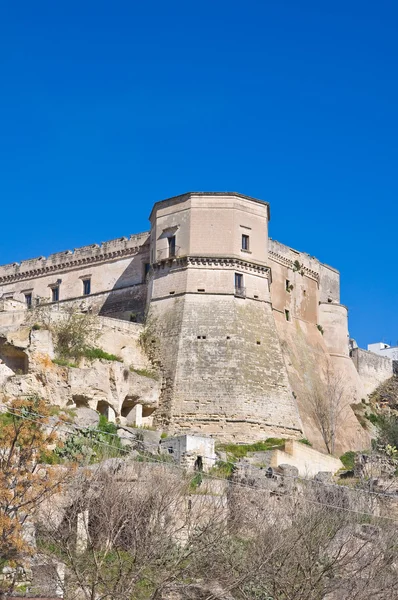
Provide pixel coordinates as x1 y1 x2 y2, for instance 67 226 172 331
0 192 394 450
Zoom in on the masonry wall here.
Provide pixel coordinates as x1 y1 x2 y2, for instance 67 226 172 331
270 440 343 477
0 234 149 316
150 292 303 441
150 193 269 264
351 348 394 395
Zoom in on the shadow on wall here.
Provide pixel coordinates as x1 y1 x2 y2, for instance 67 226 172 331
99 243 150 322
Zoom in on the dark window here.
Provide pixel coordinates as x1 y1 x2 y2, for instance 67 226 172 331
83 279 91 295
242 234 250 251
25 293 32 309
52 286 59 302
235 273 243 289
285 309 290 321
168 235 176 257
286 279 290 292
234 273 245 297
144 263 151 277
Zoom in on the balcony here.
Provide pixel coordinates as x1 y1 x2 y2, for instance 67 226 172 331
234 286 246 298
156 246 181 261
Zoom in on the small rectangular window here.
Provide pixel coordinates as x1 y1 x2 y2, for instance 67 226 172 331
144 263 151 277
286 279 291 292
241 234 250 251
168 236 176 258
52 286 59 302
83 279 91 296
234 273 246 297
235 273 243 289
285 309 290 321
25 293 32 309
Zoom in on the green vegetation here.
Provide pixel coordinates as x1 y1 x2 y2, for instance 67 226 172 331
377 414 398 449
130 365 159 379
299 438 312 446
32 323 41 330
189 472 203 490
81 347 121 362
217 438 285 460
340 450 356 470
365 412 379 425
53 357 78 368
209 460 235 479
316 324 324 335
55 414 124 463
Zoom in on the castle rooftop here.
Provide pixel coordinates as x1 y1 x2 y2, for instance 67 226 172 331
149 191 270 221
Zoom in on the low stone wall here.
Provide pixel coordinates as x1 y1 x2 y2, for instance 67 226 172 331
351 348 394 396
269 440 343 477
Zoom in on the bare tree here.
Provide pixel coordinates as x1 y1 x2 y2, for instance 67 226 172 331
308 364 348 454
36 459 398 600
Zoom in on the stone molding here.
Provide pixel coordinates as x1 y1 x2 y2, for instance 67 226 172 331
0 235 149 284
268 250 319 282
152 255 270 277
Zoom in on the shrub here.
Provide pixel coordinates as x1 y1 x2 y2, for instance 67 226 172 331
209 460 235 479
52 358 78 368
217 438 285 460
129 365 158 379
81 347 121 362
340 451 356 470
299 438 312 446
377 414 398 449
365 412 379 425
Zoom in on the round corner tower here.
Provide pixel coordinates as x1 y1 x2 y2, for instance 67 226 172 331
147 192 303 441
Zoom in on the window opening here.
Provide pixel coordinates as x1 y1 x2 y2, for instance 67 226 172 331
168 235 176 258
285 309 290 321
82 279 91 296
52 286 59 302
25 293 32 309
241 234 250 251
234 273 245 297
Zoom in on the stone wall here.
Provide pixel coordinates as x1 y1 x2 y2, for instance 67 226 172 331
0 234 149 316
269 440 343 477
351 348 394 396
149 293 303 441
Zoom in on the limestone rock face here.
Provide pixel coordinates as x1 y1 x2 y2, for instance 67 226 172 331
0 317 160 425
0 363 14 387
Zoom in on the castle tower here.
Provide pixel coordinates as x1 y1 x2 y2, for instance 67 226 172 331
147 192 303 441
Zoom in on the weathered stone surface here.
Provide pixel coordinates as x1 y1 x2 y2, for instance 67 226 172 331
74 407 100 427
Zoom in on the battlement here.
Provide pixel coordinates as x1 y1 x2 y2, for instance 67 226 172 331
268 238 338 281
0 232 150 284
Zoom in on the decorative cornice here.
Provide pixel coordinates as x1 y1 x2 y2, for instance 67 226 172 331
268 250 319 282
0 245 146 285
152 255 270 277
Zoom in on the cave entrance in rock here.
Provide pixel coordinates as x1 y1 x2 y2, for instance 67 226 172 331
142 406 156 427
96 400 116 423
0 338 29 374
121 398 138 419
72 395 90 409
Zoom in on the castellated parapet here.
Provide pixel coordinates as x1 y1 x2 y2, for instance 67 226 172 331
0 233 150 320
0 191 384 449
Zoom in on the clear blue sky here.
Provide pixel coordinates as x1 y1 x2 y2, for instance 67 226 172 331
0 1 397 348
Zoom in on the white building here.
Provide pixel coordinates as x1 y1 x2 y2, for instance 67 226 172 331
367 342 398 361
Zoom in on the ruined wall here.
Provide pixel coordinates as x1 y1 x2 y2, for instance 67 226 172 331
351 348 394 396
270 440 343 477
